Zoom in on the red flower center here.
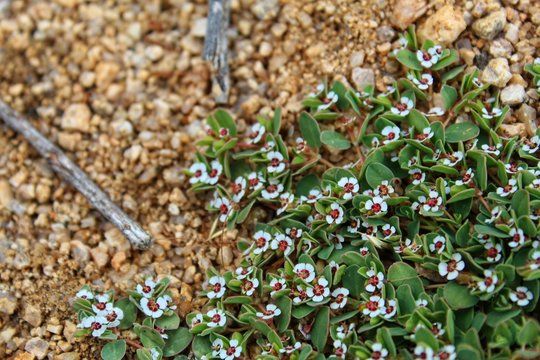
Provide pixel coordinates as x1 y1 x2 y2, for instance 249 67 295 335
344 183 355 193
435 241 443 249
256 237 267 248
313 284 325 296
213 283 222 293
219 204 229 215
209 169 218 177
387 131 396 139
96 302 106 310
366 300 378 311
212 313 221 323
249 178 259 186
271 158 280 167
298 269 310 280
439 352 450 360
485 277 493 286
504 185 513 192
395 103 407 112
383 229 391 236
106 311 118 322
427 198 438 207
273 282 283 291
422 52 432 61
91 322 102 330
447 260 457 273
219 128 228 136
386 305 394 314
231 183 242 194
372 351 382 360
369 275 379 287
195 170 202 177
335 294 345 303
516 291 526 300
413 173 422 180
486 247 498 258
371 203 381 213
278 240 289 252
266 185 277 193
330 209 340 219
148 300 160 312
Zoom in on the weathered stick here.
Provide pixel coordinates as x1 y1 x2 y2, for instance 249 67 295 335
203 0 230 104
0 100 152 250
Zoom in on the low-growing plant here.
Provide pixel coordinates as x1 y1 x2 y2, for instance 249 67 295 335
72 278 193 359
185 27 540 359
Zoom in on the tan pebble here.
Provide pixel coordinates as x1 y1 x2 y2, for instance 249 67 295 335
0 180 13 210
14 353 35 360
111 251 127 271
391 0 427 30
23 304 42 327
418 5 467 45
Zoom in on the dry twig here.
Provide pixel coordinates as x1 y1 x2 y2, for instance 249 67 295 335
203 0 231 103
0 100 152 250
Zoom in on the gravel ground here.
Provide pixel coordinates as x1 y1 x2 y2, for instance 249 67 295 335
0 0 539 359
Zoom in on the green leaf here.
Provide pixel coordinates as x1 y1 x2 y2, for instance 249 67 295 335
311 307 329 351
192 336 212 359
443 282 478 310
101 340 126 360
272 108 282 136
408 109 430 131
275 296 292 333
486 309 522 327
136 348 153 360
236 200 255 224
441 85 458 110
214 109 237 136
447 188 476 204
512 190 530 218
414 327 438 351
431 49 459 71
115 298 137 330
441 65 466 83
445 122 480 143
320 130 351 150
387 262 423 297
299 112 321 148
396 49 423 70
163 327 193 357
140 326 166 349
155 313 180 331
365 163 394 188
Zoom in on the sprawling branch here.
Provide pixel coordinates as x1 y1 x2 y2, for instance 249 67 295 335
0 100 152 250
203 0 230 103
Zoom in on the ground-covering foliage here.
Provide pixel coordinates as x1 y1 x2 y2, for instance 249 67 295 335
74 28 540 359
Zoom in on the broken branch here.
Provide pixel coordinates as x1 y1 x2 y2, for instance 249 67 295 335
0 100 152 250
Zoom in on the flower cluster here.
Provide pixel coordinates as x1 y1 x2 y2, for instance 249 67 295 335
73 278 192 360
187 28 540 360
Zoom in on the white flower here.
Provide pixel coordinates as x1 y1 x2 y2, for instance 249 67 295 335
308 83 325 97
416 299 428 307
150 348 160 360
292 285 309 304
419 190 443 212
136 278 157 298
529 179 540 190
214 197 232 222
417 48 439 68
390 97 414 117
191 313 204 327
247 123 265 144
362 295 385 318
279 342 301 355
270 234 293 256
235 267 253 280
381 125 402 144
381 299 397 319
414 345 435 360
140 297 168 318
394 238 422 253
522 136 540 154
92 294 112 316
485 242 502 262
412 73 434 90
336 323 355 340
333 340 347 359
326 203 345 224
497 179 517 197
294 263 316 283
300 189 323 204
104 307 124 328
359 247 370 256
207 309 227 328
330 288 349 309
307 278 330 302
78 316 108 337
374 181 395 197
365 196 388 214
330 234 345 249
212 338 224 357
261 179 283 199
262 140 275 152
509 286 533 307
509 228 526 248
189 162 208 184
206 160 222 185
438 253 465 280
478 270 498 293
247 172 265 190
231 177 246 203
455 168 474 186
529 251 540 270
338 176 359 199
365 268 385 292
242 278 259 296
267 151 286 173
218 127 229 138
414 127 434 143
424 107 445 117
347 217 361 233
286 227 302 240
252 230 271 254
472 77 483 87
369 343 389 360
381 224 396 239
505 163 523 174
277 192 294 215
296 137 306 152
269 278 287 296
318 91 339 111
256 304 282 320
436 345 456 360
409 168 426 185
429 235 446 254
76 288 94 300
481 107 502 119
481 143 502 156
222 339 242 360
442 151 463 167
162 294 176 311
